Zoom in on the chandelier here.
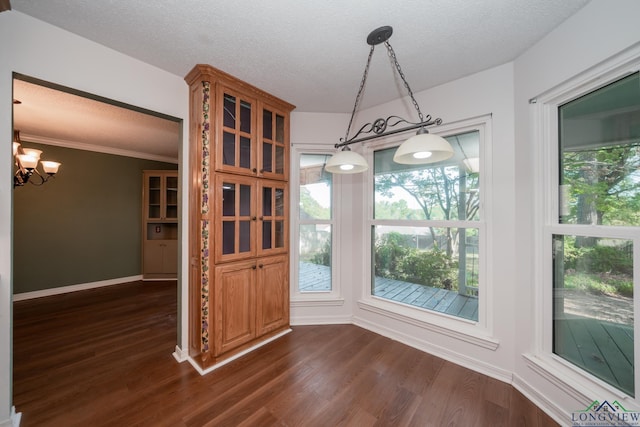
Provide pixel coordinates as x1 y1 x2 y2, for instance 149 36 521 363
13 129 61 187
325 26 454 174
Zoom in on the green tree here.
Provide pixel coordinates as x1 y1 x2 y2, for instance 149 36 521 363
562 144 640 245
375 165 479 257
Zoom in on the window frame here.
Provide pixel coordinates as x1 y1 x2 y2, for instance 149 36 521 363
290 146 343 304
530 46 640 403
360 115 497 346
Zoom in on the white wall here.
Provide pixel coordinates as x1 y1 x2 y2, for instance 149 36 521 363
512 0 640 420
0 11 190 424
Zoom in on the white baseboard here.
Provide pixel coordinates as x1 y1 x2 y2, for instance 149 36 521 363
187 329 292 376
0 406 21 427
172 345 189 363
13 275 144 301
512 374 570 426
290 314 353 325
353 315 513 384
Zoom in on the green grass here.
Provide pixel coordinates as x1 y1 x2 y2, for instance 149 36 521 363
563 273 633 297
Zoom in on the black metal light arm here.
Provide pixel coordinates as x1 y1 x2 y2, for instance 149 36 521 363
336 115 442 148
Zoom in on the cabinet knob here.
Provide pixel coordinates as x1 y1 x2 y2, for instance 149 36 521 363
259 216 264 220
252 168 257 173
259 264 263 269
252 216 257 221
252 265 257 270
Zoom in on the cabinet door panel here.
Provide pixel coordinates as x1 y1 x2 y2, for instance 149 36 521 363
256 256 289 336
257 180 288 257
215 175 256 263
214 261 256 356
258 102 288 181
217 88 256 176
143 241 165 274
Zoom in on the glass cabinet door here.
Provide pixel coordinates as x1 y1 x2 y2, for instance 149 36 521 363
257 180 288 256
146 174 162 220
217 87 256 176
215 174 256 263
259 103 288 181
164 174 178 220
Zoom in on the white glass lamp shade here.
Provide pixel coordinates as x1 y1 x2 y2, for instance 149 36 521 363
41 161 61 175
393 131 454 165
21 148 42 162
325 148 369 174
17 153 38 170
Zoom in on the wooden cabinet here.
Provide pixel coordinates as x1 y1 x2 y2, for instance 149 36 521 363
142 170 178 279
185 64 294 367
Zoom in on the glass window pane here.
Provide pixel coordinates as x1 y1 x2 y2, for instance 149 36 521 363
262 220 272 250
276 114 285 143
263 109 273 140
262 187 272 217
239 184 251 216
300 154 332 220
374 131 480 221
239 136 251 169
552 234 634 396
276 146 284 175
222 183 235 216
239 221 251 253
559 73 640 227
240 100 251 133
372 225 479 321
222 221 234 254
223 132 235 166
299 224 331 292
275 188 284 216
223 94 236 129
263 142 273 173
275 220 284 248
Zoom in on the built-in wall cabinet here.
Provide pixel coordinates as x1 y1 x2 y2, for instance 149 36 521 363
142 170 178 279
185 64 294 368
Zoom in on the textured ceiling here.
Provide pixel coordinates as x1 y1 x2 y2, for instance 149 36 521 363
13 79 180 162
9 0 591 159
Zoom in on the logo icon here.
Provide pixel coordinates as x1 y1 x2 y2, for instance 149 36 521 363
572 400 640 426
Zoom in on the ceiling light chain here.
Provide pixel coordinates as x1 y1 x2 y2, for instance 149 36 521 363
384 40 424 123
343 44 375 144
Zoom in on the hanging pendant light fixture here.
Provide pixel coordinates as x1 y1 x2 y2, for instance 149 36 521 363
13 130 61 187
326 26 454 174
12 99 61 187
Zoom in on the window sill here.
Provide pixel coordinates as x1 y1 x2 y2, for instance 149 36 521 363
357 297 499 351
521 353 631 403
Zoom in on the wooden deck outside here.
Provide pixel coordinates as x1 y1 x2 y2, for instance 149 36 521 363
299 261 478 321
555 314 634 396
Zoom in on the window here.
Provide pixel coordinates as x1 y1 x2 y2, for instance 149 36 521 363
296 153 333 293
370 130 483 322
552 72 639 396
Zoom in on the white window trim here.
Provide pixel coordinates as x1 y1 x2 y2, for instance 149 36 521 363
290 145 344 305
358 114 497 348
530 42 640 404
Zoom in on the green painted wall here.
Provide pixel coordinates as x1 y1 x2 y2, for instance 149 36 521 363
13 143 177 294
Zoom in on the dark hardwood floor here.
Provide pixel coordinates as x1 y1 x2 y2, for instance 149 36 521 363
13 281 558 426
